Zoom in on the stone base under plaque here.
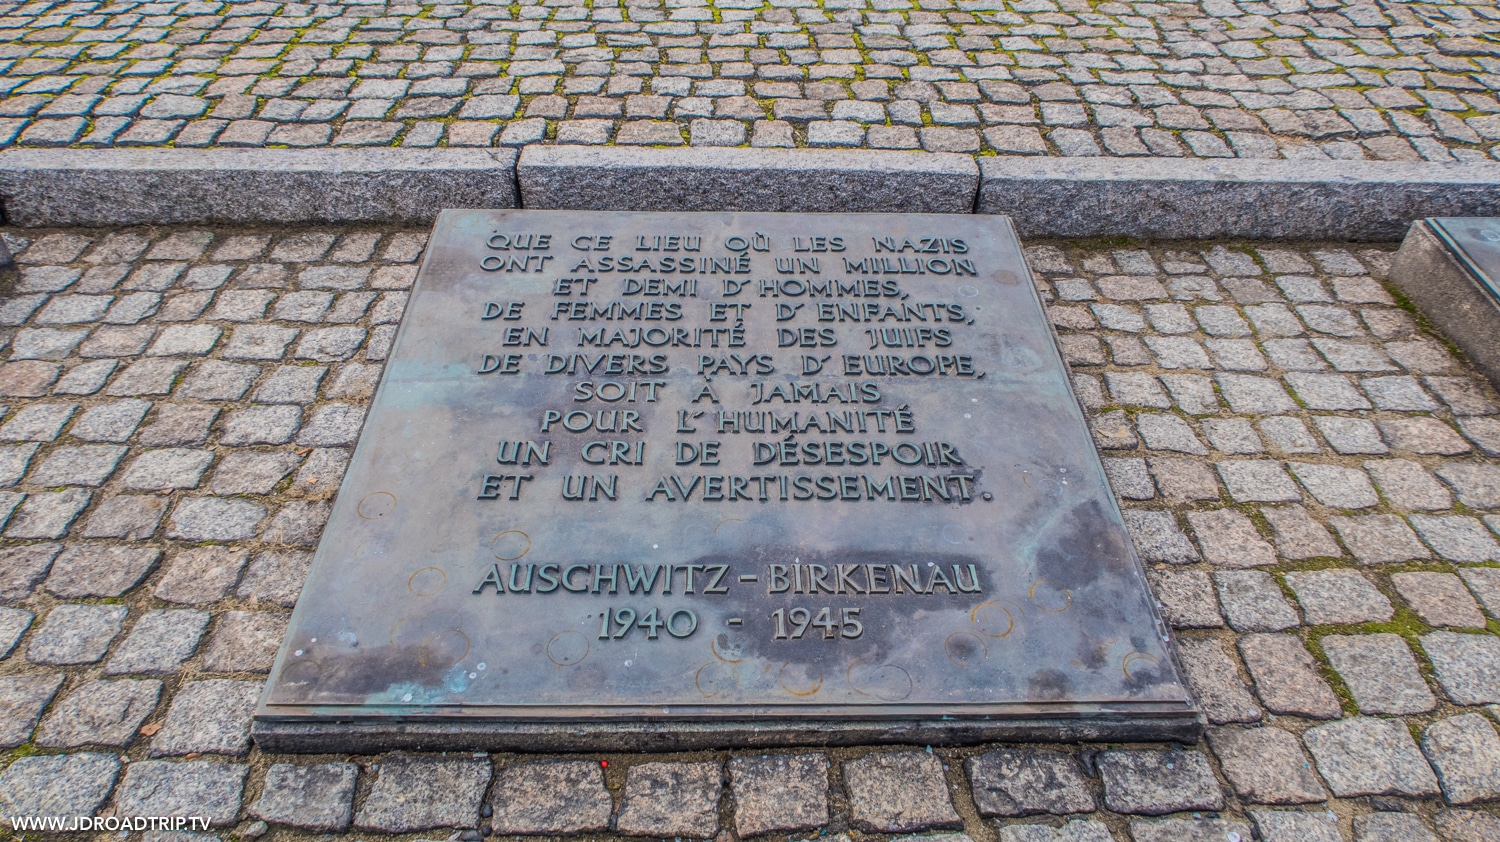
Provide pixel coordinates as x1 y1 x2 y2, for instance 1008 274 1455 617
253 710 1202 753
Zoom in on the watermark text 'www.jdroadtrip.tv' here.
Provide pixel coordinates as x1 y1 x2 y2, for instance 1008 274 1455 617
7 816 211 832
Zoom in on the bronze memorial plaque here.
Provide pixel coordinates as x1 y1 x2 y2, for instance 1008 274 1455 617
254 210 1197 751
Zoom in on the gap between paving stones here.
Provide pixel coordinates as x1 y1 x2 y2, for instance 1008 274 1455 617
4 147 1500 239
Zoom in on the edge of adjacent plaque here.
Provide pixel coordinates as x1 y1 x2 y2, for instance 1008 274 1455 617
1429 217 1500 302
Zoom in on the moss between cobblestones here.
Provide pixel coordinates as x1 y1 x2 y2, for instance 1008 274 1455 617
4 743 41 762
1301 631 1362 718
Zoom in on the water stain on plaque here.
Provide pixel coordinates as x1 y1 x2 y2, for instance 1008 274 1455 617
274 610 481 705
1027 668 1074 702
1031 499 1126 592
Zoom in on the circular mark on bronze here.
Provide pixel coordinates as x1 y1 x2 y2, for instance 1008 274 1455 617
491 530 531 561
1122 651 1162 681
278 658 322 688
957 284 980 297
695 662 736 698
546 630 589 666
378 451 411 474
388 615 421 647
846 661 913 701
941 524 967 545
1030 579 1073 613
945 632 988 668
970 601 1015 638
777 663 824 697
991 270 1020 286
408 566 446 597
417 628 470 669
711 633 746 663
358 491 397 519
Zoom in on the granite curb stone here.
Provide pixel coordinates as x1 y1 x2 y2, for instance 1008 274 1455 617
0 149 520 227
978 159 1500 240
517 146 979 214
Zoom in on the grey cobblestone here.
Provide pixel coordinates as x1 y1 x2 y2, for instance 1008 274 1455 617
105 609 210 676
1322 633 1436 715
26 603 126 665
1129 818 1253 842
0 753 121 817
0 607 33 659
1261 505 1339 559
1422 631 1500 705
44 544 159 598
250 762 360 832
3 0 1500 161
1187 509 1274 568
1422 713 1500 806
1303 716 1440 798
1098 750 1222 815
1176 637 1260 725
1392 571 1487 628
357 754 490 833
614 761 722 838
116 760 248 827
1459 567 1500 619
1410 514 1500 562
1436 809 1500 842
1238 632 1341 719
0 543 61 601
154 547 250 605
149 679 260 757
167 496 266 541
1202 418 1261 453
1206 726 1326 805
845 751 961 832
35 678 161 748
1214 570 1297 632
0 675 65 748
968 749 1094 817
201 610 288 673
1285 569 1391 625
1330 514 1430 564
1355 813 1440 842
731 754 828 836
1147 569 1221 629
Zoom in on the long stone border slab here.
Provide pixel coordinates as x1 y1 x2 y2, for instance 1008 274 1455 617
978 158 1500 241
516 146 980 213
2 147 1498 241
0 148 519 227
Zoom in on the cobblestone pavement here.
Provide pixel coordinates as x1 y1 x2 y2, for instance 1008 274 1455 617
0 224 1499 841
5 0 1500 159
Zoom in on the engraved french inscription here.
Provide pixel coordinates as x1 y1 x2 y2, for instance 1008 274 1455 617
257 211 1194 741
